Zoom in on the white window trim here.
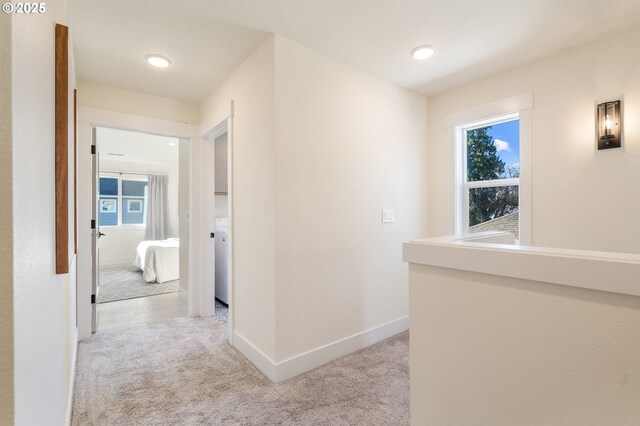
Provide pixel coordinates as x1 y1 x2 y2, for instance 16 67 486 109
99 172 149 229
449 93 532 245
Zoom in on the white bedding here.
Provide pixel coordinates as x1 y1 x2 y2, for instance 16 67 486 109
134 238 180 283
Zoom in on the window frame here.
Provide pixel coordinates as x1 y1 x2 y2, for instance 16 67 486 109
99 172 149 229
449 93 532 244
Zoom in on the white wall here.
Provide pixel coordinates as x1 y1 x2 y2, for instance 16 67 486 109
410 263 640 426
0 10 13 425
77 80 199 125
98 158 179 266
200 37 277 360
11 2 79 424
427 25 640 254
273 36 428 362
199 35 428 376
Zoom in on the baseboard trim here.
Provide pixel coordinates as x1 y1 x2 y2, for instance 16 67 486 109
65 327 79 426
100 257 133 266
232 331 277 381
232 316 409 383
178 287 188 304
275 316 409 382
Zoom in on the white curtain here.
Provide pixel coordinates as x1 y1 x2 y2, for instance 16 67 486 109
145 175 171 240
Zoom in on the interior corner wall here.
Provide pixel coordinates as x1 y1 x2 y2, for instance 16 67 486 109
199 36 277 361
0 11 14 426
426 25 640 254
12 2 78 425
77 80 200 125
273 36 429 362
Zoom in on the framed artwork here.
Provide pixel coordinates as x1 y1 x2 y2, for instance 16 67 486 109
55 23 75 274
100 199 117 213
128 199 142 212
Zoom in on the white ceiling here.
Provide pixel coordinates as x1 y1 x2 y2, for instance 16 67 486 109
97 127 179 165
70 0 640 103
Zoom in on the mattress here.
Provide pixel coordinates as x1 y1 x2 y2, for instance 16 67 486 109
134 238 180 283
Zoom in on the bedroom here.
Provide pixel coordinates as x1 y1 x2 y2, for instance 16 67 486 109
94 127 191 330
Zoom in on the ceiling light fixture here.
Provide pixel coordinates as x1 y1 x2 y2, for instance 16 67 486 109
411 45 436 60
146 54 172 68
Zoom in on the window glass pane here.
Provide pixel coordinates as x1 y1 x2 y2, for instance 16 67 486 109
99 197 118 226
467 120 519 182
122 180 147 197
468 186 519 238
99 177 118 196
122 198 145 224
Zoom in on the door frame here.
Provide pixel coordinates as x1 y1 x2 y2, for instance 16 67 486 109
201 117 234 342
77 107 200 340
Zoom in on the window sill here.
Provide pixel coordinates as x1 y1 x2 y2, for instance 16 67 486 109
100 225 147 231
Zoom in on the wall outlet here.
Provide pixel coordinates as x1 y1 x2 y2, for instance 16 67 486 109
382 209 395 223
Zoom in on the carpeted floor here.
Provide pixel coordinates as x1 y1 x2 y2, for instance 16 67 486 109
99 265 180 303
71 317 409 425
213 299 229 326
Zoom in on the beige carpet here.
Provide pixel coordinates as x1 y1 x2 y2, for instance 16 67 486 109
72 317 409 425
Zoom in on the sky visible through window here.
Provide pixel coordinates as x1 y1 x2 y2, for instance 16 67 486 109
486 119 519 176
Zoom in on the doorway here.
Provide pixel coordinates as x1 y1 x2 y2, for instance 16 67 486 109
212 130 230 326
93 127 187 331
201 118 233 336
77 109 230 340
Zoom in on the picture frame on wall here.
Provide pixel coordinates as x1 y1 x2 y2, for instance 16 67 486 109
100 199 117 213
128 199 142 213
55 23 76 274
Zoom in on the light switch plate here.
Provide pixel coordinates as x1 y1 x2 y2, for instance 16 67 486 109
382 209 395 223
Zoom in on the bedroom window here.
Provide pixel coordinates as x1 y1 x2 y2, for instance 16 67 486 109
99 174 148 227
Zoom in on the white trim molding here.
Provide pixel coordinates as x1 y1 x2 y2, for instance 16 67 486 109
233 317 409 383
232 332 277 381
445 93 533 128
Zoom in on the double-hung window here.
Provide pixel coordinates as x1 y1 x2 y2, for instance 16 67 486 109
99 174 148 227
462 114 520 238
452 94 532 244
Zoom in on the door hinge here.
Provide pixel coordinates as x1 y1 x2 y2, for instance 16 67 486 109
91 144 96 155
210 232 215 238
91 219 96 229
91 294 96 304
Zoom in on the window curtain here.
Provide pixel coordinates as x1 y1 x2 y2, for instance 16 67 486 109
145 175 171 240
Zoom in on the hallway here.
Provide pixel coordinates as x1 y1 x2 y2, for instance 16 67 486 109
71 318 409 425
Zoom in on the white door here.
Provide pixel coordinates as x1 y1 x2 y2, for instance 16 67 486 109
90 128 100 333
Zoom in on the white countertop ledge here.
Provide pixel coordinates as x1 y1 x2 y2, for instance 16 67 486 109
403 231 640 298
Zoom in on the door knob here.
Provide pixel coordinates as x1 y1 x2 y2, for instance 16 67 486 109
98 232 106 237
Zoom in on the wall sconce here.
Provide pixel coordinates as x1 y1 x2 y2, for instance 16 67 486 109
597 100 622 150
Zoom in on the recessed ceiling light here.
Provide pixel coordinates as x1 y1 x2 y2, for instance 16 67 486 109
411 45 436 60
146 54 171 68
168 142 176 147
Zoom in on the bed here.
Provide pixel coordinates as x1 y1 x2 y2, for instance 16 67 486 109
134 238 180 283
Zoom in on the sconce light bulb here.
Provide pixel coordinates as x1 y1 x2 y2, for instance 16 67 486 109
605 118 613 129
